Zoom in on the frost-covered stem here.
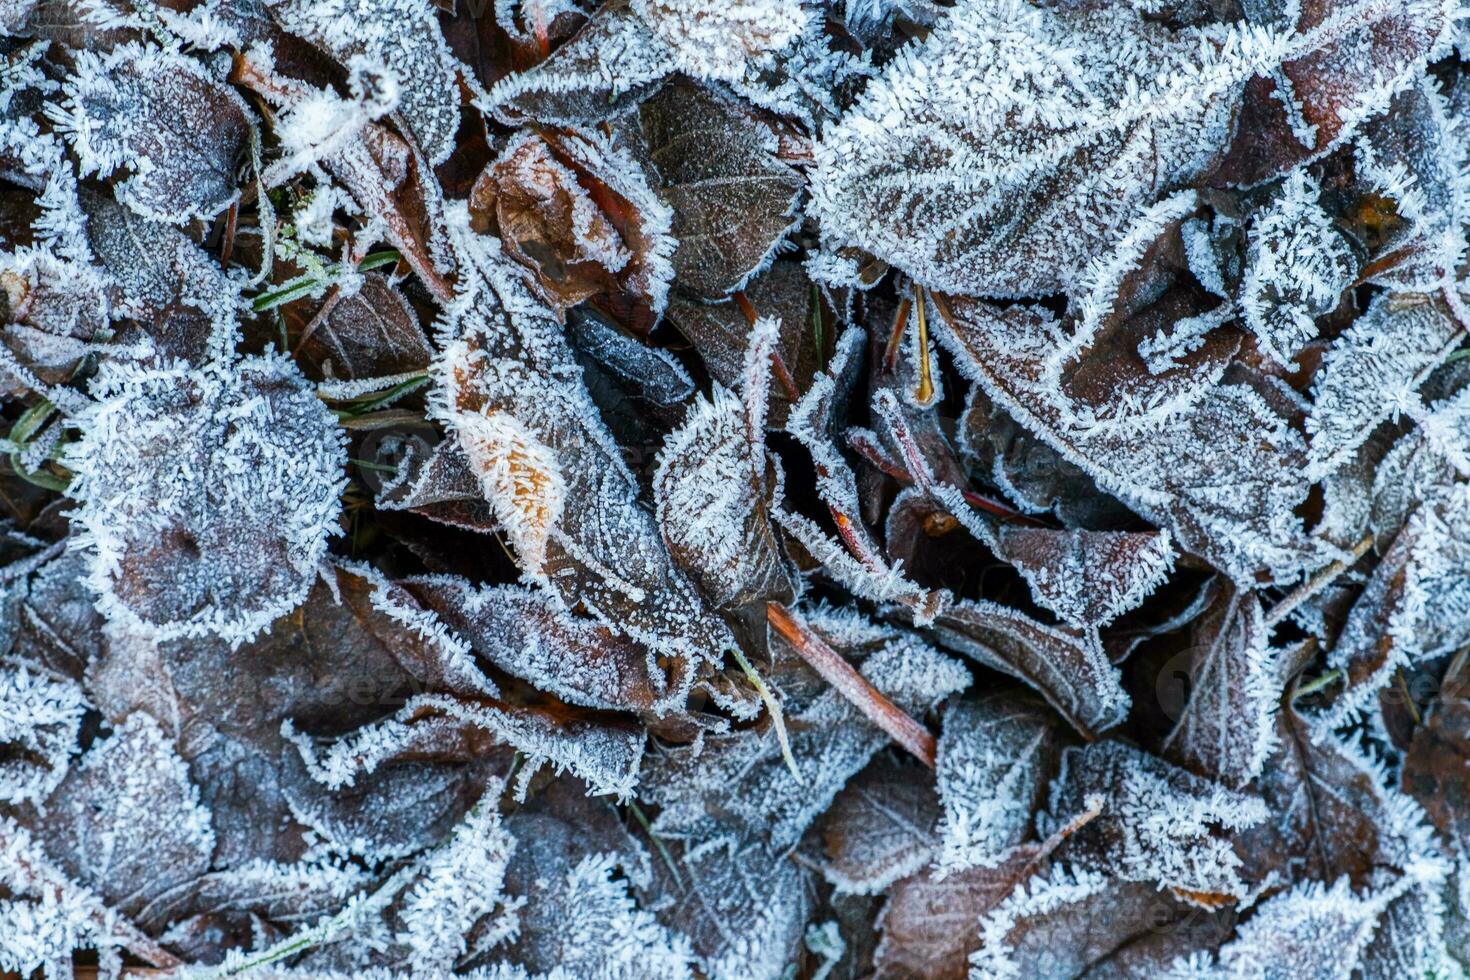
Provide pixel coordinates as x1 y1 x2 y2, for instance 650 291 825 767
1264 533 1374 629
730 646 803 784
206 862 418 977
847 423 1045 526
734 291 801 403
766 602 937 768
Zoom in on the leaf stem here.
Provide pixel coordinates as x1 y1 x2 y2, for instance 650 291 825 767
1264 533 1374 629
730 646 803 784
628 801 683 888
765 602 937 769
913 287 935 405
1292 668 1342 701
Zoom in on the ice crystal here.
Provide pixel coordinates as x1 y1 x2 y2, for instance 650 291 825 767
1240 171 1356 366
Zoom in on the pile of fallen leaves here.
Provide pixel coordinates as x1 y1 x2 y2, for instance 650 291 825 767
2 0 1469 976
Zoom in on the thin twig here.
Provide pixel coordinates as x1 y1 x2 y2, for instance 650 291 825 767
845 427 1047 526
733 291 801 403
766 602 938 769
628 801 683 888
1264 533 1374 629
730 646 803 783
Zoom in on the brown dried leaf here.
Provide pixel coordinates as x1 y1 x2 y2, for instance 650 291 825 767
819 753 940 896
929 599 1128 738
297 273 433 381
630 81 802 300
469 127 674 328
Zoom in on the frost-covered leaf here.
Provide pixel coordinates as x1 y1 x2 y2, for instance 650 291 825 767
995 527 1174 630
482 0 678 126
1306 292 1462 479
3 549 102 682
483 0 813 127
1351 77 1470 290
631 0 808 82
872 843 1053 980
809 1 1247 297
318 118 458 302
1161 584 1278 788
643 605 967 850
1369 382 1470 545
287 692 644 800
297 273 433 381
1040 739 1267 897
66 354 347 644
970 865 1230 980
936 295 1329 583
392 793 519 974
403 574 662 714
1324 484 1470 725
437 227 733 711
1205 876 1413 980
929 599 1127 739
1240 171 1356 366
1233 706 1440 893
647 834 814 980
134 859 372 935
933 690 1065 878
653 333 795 609
567 311 694 407
0 815 176 978
266 0 464 165
629 82 803 300
49 43 249 223
813 0 1454 297
818 753 939 895
0 244 110 384
375 435 500 534
777 327 949 622
281 748 491 863
83 191 242 363
469 127 675 327
667 259 824 427
492 778 691 978
37 713 213 914
1403 665 1470 850
1217 0 1459 185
